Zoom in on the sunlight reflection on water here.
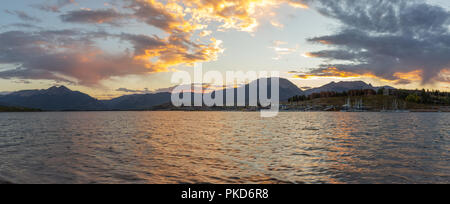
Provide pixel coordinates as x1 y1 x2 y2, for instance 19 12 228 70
0 111 449 184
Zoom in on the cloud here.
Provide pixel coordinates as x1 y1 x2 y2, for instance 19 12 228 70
126 0 196 33
181 0 309 32
110 0 309 69
57 0 227 74
290 67 424 85
199 30 212 37
12 80 32 84
0 0 314 90
437 69 450 83
153 83 228 94
270 40 298 60
33 0 76 13
0 30 151 86
117 84 226 94
123 0 308 33
4 0 313 87
5 10 41 22
0 27 224 86
290 67 376 79
121 33 224 71
60 9 129 25
299 0 450 85
116 87 151 94
272 40 288 46
1 23 43 30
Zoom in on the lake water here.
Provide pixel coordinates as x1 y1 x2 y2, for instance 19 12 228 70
0 111 449 184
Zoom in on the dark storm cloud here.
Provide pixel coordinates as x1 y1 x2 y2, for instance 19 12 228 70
302 0 450 84
5 10 41 22
0 68 73 84
119 33 166 55
125 0 182 32
60 9 129 26
58 0 187 32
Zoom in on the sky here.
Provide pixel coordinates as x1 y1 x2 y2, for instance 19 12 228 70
0 0 449 99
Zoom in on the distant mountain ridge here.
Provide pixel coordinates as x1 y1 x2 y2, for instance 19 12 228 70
215 78 304 104
0 80 395 111
102 92 172 110
304 81 395 96
0 86 104 111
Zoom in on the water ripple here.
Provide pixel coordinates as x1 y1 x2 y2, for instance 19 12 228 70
0 112 449 184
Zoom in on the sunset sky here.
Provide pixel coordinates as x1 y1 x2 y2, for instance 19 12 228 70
0 0 449 99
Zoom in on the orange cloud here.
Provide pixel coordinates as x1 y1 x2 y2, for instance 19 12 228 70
126 0 307 71
131 0 309 33
286 0 309 9
132 36 224 71
292 67 377 79
0 0 312 87
392 70 422 82
176 0 309 32
302 52 320 58
184 0 269 32
126 0 226 72
291 67 427 85
317 40 332 45
437 69 450 84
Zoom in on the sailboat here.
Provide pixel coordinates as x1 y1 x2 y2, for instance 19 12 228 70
354 98 364 112
341 97 352 112
383 98 410 113
393 99 399 111
342 98 365 112
393 99 410 113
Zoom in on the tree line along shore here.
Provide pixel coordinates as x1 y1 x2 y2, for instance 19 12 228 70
285 88 450 112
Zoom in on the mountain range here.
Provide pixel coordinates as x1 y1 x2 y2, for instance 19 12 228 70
0 86 103 111
0 79 395 111
304 81 395 96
